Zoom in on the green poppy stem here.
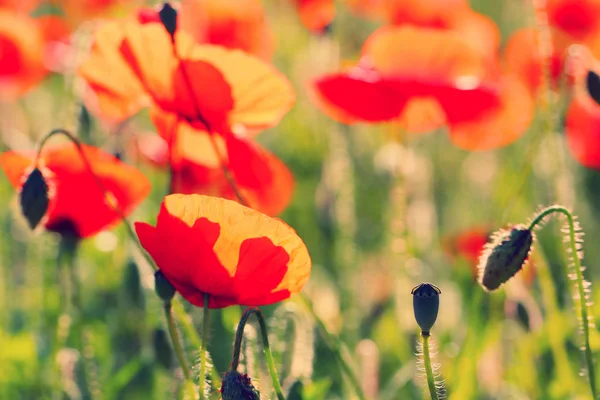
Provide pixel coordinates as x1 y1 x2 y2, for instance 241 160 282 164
230 308 285 400
528 205 597 399
199 293 210 399
164 301 196 399
421 333 438 400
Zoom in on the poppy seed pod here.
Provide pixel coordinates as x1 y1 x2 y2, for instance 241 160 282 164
19 167 51 230
159 3 178 38
586 70 600 106
220 371 260 400
411 283 441 335
154 270 176 302
478 225 533 291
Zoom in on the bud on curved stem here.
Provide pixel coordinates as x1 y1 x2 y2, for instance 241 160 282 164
229 307 286 400
528 205 597 399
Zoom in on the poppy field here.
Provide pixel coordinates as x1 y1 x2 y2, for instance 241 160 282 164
4 0 600 399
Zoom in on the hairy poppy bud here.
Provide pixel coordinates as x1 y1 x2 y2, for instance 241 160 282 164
20 167 51 229
152 327 173 369
411 283 441 335
586 70 600 106
478 225 534 291
159 3 178 38
154 270 176 302
220 371 260 400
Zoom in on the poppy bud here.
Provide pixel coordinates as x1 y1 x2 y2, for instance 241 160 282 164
154 270 176 302
478 226 534 291
586 70 600 106
20 167 51 229
152 327 173 369
411 283 441 335
220 371 260 400
159 3 178 38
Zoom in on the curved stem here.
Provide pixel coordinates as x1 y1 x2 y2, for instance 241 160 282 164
207 133 249 207
300 294 367 400
164 302 196 399
199 293 210 399
421 334 438 400
529 206 597 399
230 308 285 400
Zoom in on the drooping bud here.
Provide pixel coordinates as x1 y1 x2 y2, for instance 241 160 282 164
586 70 600 106
19 167 51 229
220 371 261 400
154 270 176 302
158 3 178 39
411 283 441 335
478 225 534 291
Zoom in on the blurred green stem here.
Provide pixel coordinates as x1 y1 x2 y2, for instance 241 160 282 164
529 206 597 399
199 293 210 399
230 308 286 400
164 301 196 399
300 294 367 400
421 333 438 400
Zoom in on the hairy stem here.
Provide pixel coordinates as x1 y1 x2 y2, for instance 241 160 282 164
421 333 438 400
231 308 285 400
164 302 196 399
529 206 597 398
199 293 210 399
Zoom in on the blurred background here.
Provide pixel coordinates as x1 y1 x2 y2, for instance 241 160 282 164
3 0 600 399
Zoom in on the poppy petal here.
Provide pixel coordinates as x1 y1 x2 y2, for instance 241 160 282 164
0 151 32 187
296 0 335 33
393 97 446 134
380 0 468 27
448 76 534 150
566 94 600 169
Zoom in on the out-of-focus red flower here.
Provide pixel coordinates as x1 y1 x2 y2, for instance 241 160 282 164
295 0 335 33
547 0 600 40
504 28 570 96
0 143 151 238
0 10 47 101
135 194 311 308
179 0 273 60
79 21 294 132
566 91 600 169
0 0 40 11
379 0 469 27
152 109 294 216
445 228 490 266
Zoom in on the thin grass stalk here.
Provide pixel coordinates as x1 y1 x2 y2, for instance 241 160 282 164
164 302 196 399
199 293 210 399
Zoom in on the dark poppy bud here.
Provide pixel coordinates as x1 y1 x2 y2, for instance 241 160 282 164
159 3 178 39
586 70 600 106
154 270 176 302
478 225 534 291
152 327 173 369
411 283 441 335
220 371 260 400
20 167 51 230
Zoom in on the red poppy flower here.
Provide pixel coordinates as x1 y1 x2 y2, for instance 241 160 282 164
178 0 273 60
445 228 490 267
0 0 40 11
566 92 600 169
547 0 600 40
379 0 469 27
0 10 47 101
152 109 294 216
79 20 294 132
135 194 311 308
295 0 335 33
0 143 151 238
504 28 570 96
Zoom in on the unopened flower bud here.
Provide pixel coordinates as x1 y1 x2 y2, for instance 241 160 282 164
478 225 534 291
220 371 260 400
586 70 600 106
159 3 178 39
411 283 441 335
154 270 176 302
20 167 50 229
